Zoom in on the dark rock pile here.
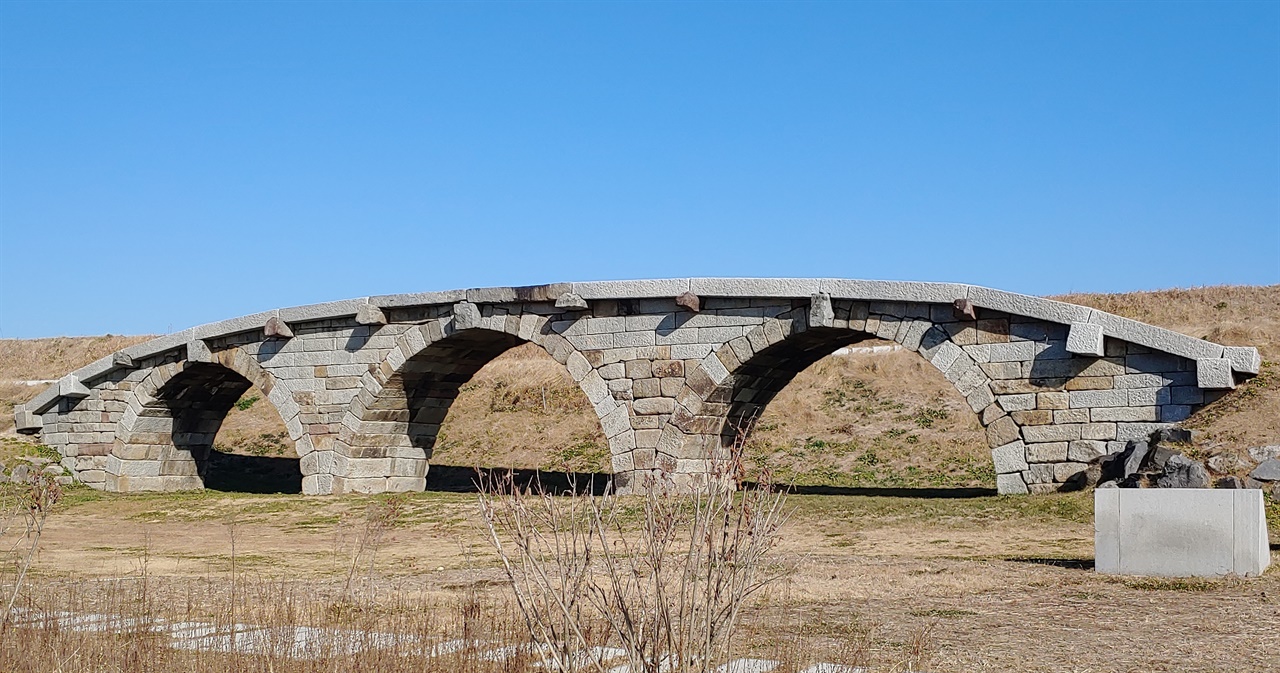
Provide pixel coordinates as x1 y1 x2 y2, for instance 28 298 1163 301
1073 430 1278 493
1076 429 1209 489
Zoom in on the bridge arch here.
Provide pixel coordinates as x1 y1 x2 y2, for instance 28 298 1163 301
108 347 306 492
661 300 1034 494
328 310 631 494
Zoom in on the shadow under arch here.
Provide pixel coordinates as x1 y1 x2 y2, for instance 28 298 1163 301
335 315 625 494
110 348 304 493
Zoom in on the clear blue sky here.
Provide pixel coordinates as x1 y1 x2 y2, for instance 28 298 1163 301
1 1 1277 338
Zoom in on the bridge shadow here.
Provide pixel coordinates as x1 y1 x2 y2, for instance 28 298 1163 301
204 450 302 494
422 468 995 500
1005 557 1095 570
760 484 998 498
424 465 612 496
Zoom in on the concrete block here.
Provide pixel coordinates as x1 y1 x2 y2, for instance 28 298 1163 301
1095 489 1270 577
1066 322 1104 357
1196 358 1235 390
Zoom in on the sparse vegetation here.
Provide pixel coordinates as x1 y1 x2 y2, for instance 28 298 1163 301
0 286 1278 670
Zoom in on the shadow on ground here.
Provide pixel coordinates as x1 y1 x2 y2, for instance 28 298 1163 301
1006 557 1096 570
769 485 998 498
204 451 302 494
425 465 611 495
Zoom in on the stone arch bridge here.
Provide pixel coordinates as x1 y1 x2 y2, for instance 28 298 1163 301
14 279 1259 496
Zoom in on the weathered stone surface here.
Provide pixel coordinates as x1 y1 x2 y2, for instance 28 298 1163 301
1250 459 1280 482
355 303 388 326
808 293 834 328
19 278 1254 497
58 376 91 399
1206 453 1247 474
1247 445 1280 463
13 407 41 434
991 440 1029 474
675 291 701 313
554 293 590 310
1066 322 1104 357
1156 455 1211 488
452 301 482 329
1194 357 1236 390
996 472 1029 495
264 316 295 338
1222 346 1261 375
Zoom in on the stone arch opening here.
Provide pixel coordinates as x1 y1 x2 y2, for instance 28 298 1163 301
110 361 302 493
664 300 1005 492
428 342 609 490
715 326 876 448
336 319 619 494
725 333 992 491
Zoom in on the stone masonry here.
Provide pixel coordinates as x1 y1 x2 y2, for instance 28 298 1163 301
14 279 1260 496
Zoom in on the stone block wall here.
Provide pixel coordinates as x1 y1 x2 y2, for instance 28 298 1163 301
16 279 1253 496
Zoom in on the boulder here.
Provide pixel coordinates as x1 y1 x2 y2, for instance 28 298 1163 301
1207 453 1247 474
1152 428 1192 444
1247 445 1280 463
10 464 29 482
1156 455 1211 489
1086 430 1213 490
1214 476 1244 489
1249 459 1280 482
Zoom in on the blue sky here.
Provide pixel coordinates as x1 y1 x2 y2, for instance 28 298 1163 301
1 1 1277 338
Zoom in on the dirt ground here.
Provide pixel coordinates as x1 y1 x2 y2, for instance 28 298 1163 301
19 487 1280 672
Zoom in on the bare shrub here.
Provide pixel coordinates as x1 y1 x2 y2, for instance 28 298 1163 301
1 465 62 621
478 445 791 672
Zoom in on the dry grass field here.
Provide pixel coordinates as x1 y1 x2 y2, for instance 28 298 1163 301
1 285 1278 671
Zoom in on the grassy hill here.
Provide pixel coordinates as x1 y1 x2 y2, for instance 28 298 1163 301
2 285 1276 488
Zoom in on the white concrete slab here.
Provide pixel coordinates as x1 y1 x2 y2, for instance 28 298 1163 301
1095 488 1272 577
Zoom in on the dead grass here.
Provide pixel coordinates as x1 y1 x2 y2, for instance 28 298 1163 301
4 488 1277 672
